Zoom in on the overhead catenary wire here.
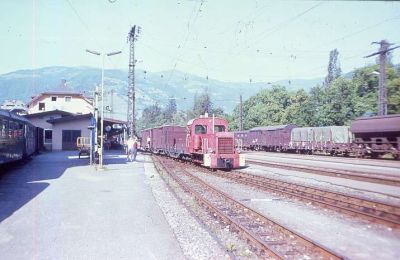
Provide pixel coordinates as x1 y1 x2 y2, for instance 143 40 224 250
309 14 400 51
163 0 205 88
65 0 99 48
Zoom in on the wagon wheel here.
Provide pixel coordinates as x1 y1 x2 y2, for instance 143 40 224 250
370 152 379 159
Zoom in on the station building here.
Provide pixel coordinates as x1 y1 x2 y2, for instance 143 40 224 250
24 80 125 151
24 80 94 151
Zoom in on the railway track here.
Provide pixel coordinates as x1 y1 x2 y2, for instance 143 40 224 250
247 151 400 168
154 156 344 259
247 159 400 187
206 169 400 229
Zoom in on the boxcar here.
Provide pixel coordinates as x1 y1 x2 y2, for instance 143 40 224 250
151 125 186 157
246 124 297 151
140 128 153 151
234 130 250 151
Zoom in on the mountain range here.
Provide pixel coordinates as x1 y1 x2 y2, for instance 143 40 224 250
0 66 324 120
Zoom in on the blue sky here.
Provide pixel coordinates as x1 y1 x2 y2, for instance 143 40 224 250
0 0 399 82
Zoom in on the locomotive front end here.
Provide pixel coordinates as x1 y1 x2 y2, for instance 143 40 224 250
187 115 246 170
202 131 245 170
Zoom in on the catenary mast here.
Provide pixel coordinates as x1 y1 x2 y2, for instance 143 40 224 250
127 25 141 137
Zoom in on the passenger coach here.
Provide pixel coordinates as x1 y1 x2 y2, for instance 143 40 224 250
0 109 41 165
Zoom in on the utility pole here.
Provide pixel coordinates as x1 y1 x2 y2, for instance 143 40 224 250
365 40 399 116
93 84 99 164
127 25 141 138
239 95 243 131
110 89 114 118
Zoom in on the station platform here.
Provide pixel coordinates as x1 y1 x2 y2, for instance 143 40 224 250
0 151 185 259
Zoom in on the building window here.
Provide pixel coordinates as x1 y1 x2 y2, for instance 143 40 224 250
0 119 7 138
65 96 72 102
39 102 45 111
51 96 57 101
44 129 52 144
62 130 81 142
62 130 81 150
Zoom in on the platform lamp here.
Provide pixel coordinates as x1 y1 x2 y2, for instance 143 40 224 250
86 49 122 169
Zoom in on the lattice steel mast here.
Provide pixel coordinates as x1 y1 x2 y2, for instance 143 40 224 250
127 25 140 137
365 40 399 116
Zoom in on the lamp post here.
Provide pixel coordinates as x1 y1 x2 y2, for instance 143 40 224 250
86 49 122 169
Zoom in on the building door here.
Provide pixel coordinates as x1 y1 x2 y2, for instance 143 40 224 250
62 130 81 150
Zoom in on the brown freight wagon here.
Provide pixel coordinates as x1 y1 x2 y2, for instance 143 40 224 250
143 125 186 156
249 124 297 152
350 114 400 159
234 130 250 151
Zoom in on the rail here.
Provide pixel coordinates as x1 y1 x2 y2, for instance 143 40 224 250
154 156 344 259
208 169 400 229
247 159 400 187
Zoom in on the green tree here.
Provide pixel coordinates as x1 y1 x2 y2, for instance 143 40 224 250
188 90 225 120
324 48 341 87
282 89 310 126
138 104 164 129
228 63 400 129
163 97 177 123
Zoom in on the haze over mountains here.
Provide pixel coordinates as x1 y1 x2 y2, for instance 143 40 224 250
0 66 323 120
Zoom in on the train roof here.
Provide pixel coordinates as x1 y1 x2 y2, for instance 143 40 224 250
250 124 296 131
186 116 226 126
141 124 186 132
0 109 31 123
350 114 400 133
234 130 249 134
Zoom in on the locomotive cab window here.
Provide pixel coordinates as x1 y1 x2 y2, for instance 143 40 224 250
214 125 225 132
195 125 207 134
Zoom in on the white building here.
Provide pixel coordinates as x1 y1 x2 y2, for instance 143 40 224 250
24 80 94 150
27 91 93 114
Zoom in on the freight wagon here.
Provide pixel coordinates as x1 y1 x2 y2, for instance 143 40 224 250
234 114 400 159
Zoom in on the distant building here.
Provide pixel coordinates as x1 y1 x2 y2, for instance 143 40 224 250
26 79 93 114
0 100 28 115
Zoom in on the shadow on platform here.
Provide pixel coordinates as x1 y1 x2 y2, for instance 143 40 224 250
0 151 89 223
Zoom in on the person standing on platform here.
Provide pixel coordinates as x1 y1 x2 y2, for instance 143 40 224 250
132 137 138 161
126 137 134 162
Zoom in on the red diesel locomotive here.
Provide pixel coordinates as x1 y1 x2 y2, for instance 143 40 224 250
141 114 245 169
